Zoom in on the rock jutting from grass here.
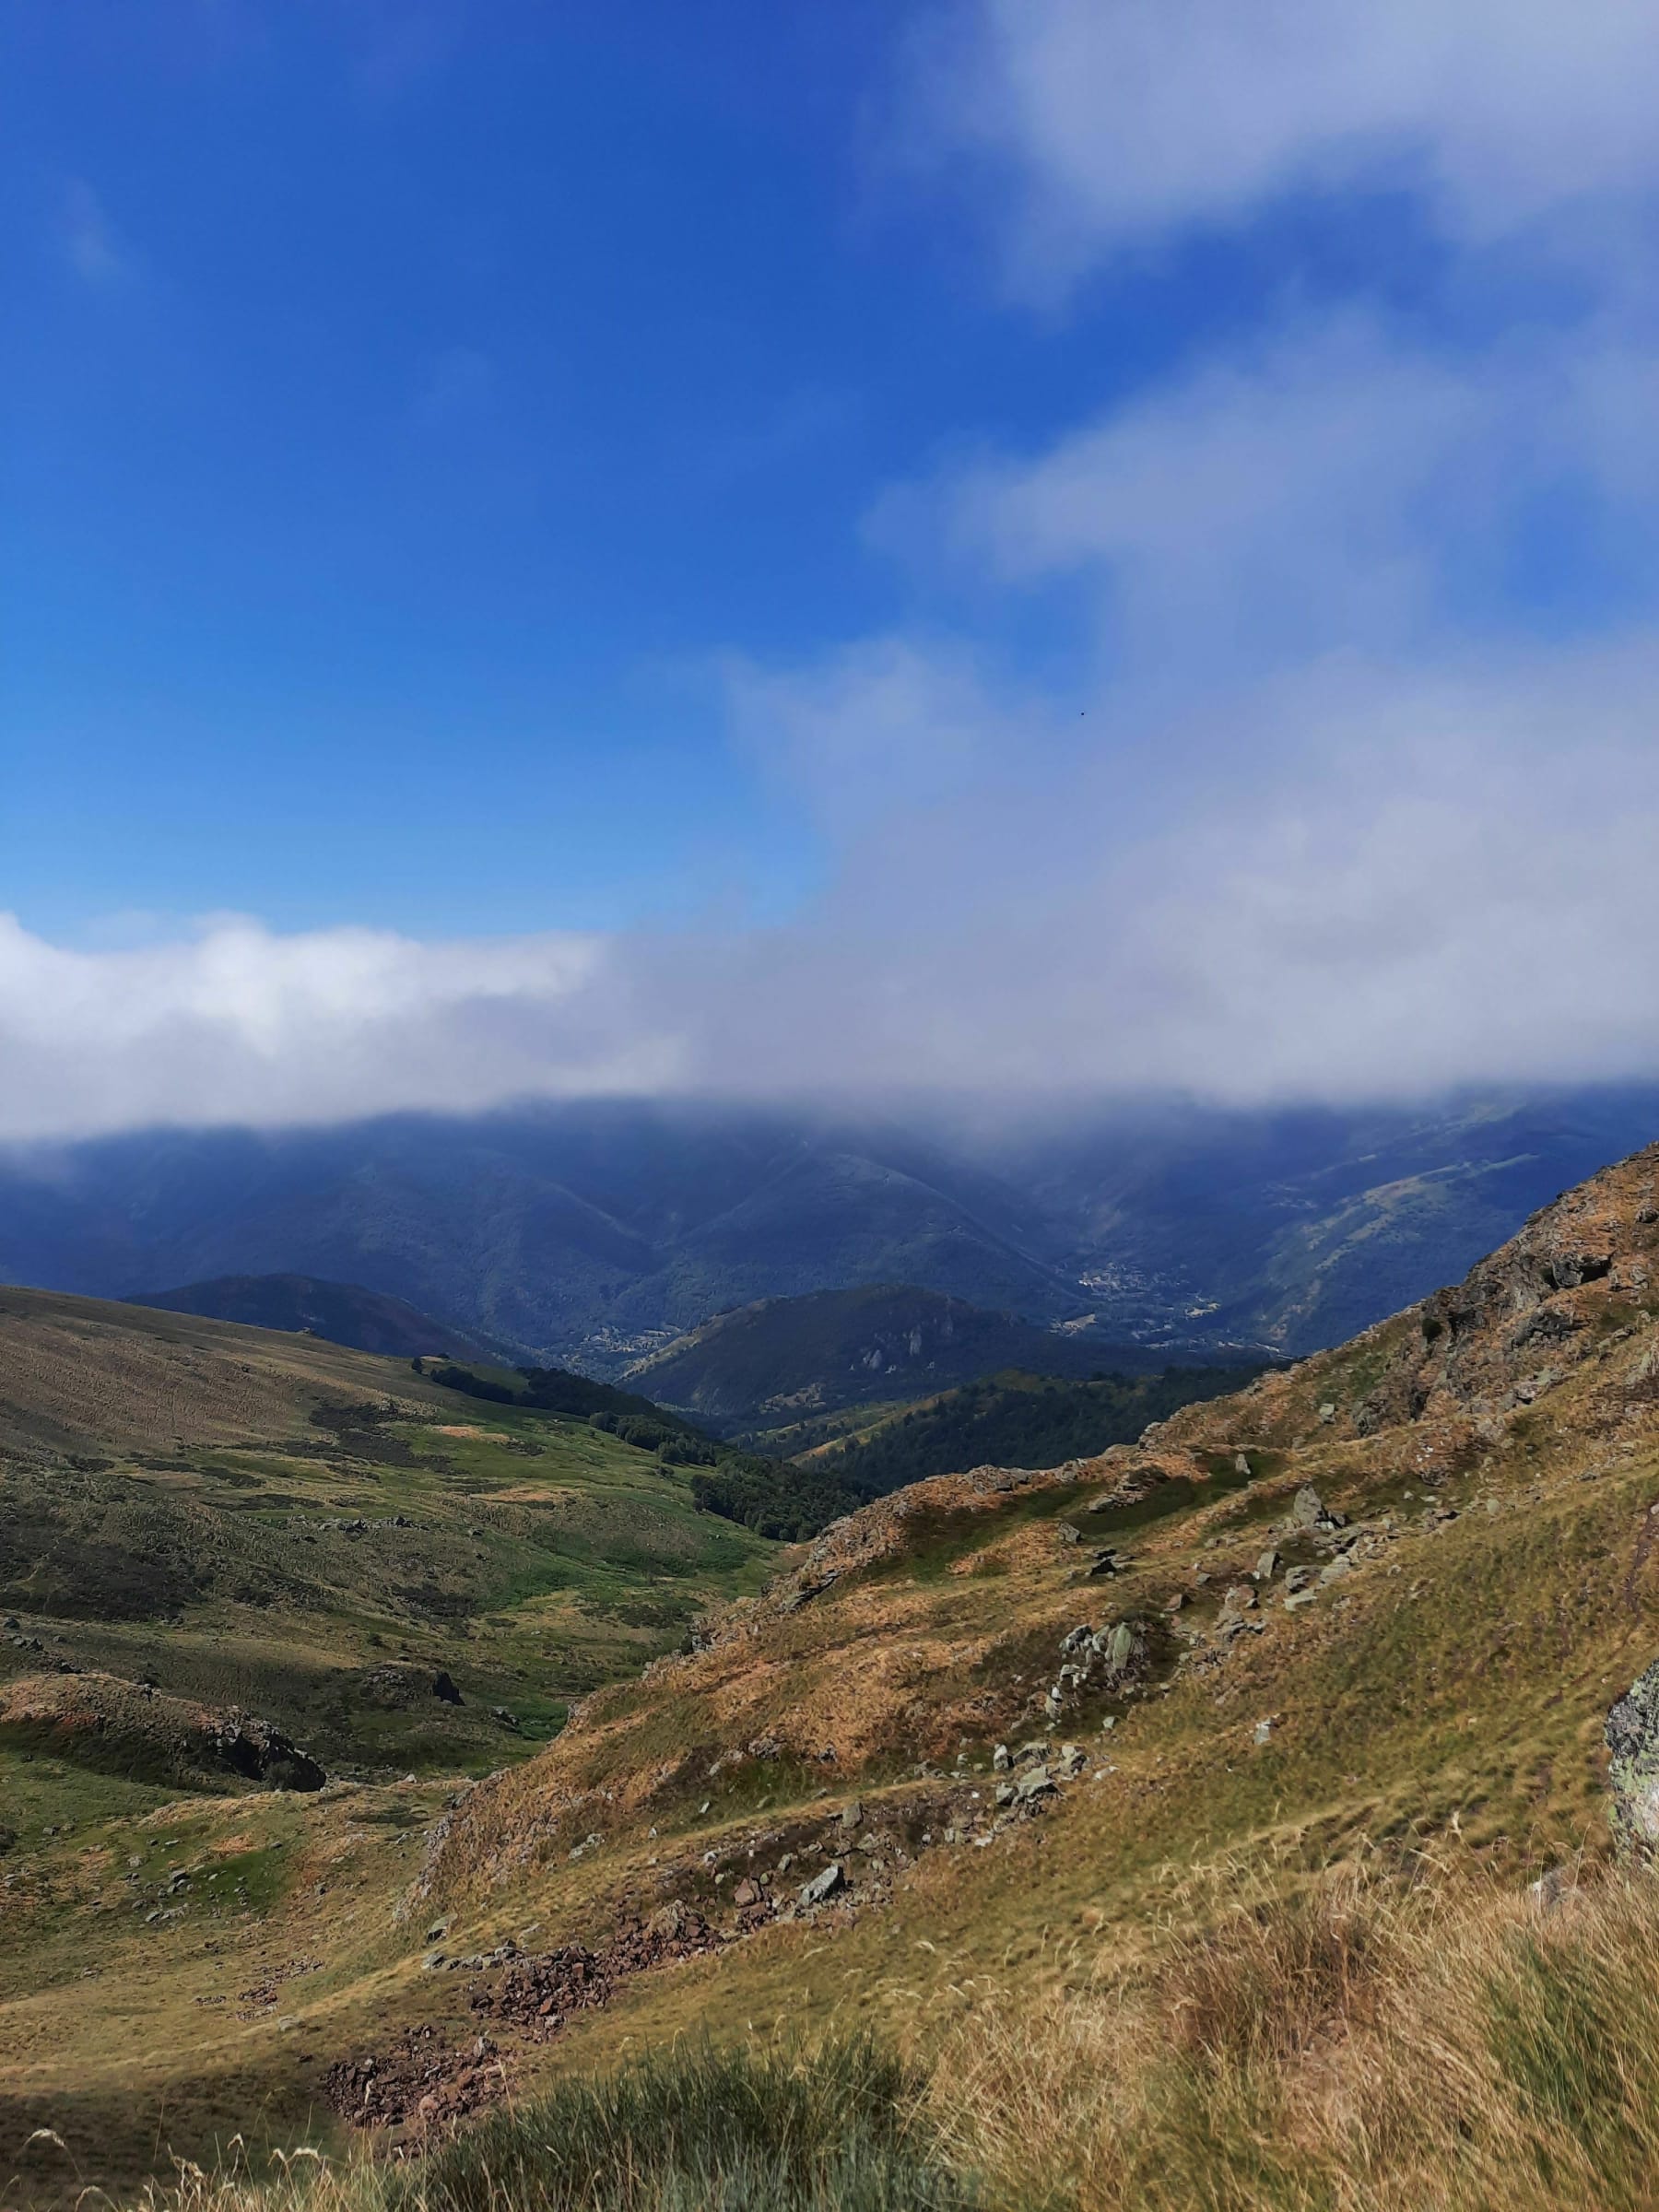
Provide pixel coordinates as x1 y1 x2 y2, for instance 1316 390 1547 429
1606 1655 1659 1863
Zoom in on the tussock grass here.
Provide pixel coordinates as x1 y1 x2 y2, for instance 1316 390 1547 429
98 1868 1659 2212
136 2039 975 2212
931 1856 1659 2211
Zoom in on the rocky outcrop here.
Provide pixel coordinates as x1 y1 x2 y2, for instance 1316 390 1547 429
208 1711 325 1791
0 1671 324 1792
1606 1658 1659 1863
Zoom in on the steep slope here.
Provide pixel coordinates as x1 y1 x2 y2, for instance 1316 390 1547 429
394 1141 1659 2098
127 1274 493 1359
623 1284 1158 1431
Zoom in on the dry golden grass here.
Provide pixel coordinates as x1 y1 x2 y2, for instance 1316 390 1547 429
61 1859 1659 2212
930 1854 1659 2211
0 1286 442 1456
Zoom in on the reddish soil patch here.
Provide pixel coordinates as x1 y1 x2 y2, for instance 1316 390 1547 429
471 1902 730 2041
323 2025 509 2133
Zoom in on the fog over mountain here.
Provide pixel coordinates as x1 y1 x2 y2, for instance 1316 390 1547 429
7 1088 1655 1367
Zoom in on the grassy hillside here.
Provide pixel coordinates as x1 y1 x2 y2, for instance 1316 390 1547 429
13 1146 1659 2206
0 1282 774 1805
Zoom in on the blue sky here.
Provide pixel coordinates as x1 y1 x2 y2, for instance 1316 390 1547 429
6 1 1659 1134
2 2 1456 938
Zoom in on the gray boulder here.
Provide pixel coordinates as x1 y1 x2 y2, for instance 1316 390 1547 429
798 1863 845 1906
1607 1659 1659 1861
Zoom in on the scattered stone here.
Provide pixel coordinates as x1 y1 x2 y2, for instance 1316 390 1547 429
1318 1403 1336 1425
1015 1767 1056 1804
798 1863 845 1907
839 1799 864 1832
992 1744 1011 1772
1254 1548 1280 1582
1087 1549 1135 1578
324 2025 507 2130
1253 1718 1274 1745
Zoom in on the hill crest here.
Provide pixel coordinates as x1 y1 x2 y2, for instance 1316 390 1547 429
126 1272 492 1360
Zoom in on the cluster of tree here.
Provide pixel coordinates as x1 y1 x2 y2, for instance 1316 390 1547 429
417 1353 840 1537
688 1456 863 1543
413 1355 700 1430
821 1364 1271 1497
588 1409 718 1465
416 1359 518 1404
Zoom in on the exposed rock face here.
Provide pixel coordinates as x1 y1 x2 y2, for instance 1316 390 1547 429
210 1713 326 1792
1606 1659 1659 1862
0 1672 324 1792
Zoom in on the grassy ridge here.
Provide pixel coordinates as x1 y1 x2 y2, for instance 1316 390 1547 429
419 1357 864 1539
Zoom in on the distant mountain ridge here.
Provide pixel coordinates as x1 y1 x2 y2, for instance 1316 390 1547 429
623 1283 1165 1433
126 1273 492 1360
3 1088 1656 1365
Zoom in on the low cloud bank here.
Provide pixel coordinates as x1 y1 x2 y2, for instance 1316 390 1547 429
6 630 1659 1142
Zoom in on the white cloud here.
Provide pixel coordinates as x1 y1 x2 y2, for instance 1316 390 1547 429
0 915 680 1142
700 640 1659 1102
918 0 1659 286
6 615 1659 1136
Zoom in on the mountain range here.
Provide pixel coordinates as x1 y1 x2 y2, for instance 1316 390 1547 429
3 1086 1656 1370
619 1282 1163 1436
